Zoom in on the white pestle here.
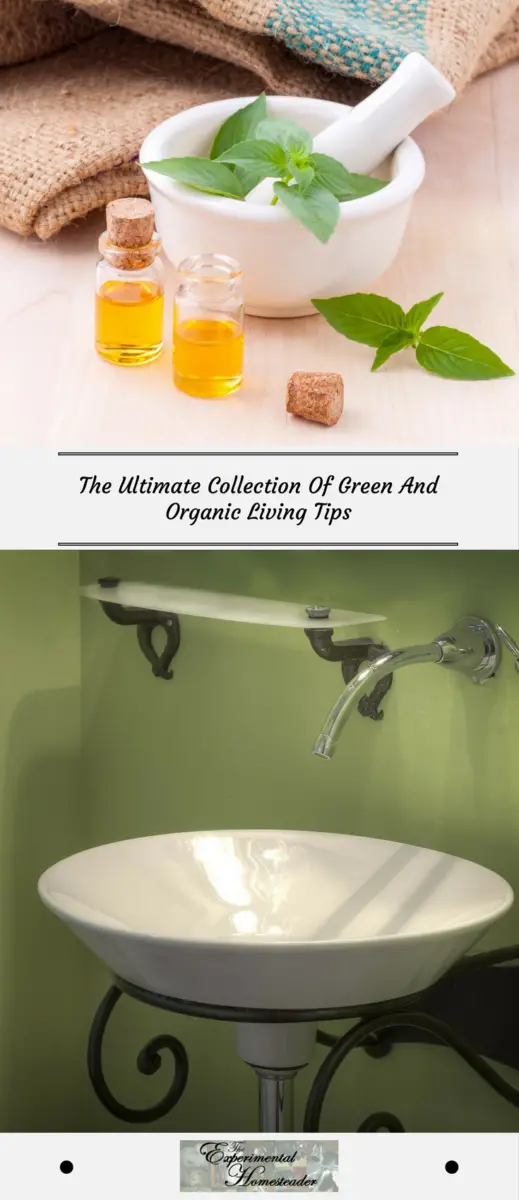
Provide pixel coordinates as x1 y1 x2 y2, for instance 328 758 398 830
246 52 455 206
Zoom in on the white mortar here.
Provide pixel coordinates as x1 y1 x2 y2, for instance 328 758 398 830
140 96 425 318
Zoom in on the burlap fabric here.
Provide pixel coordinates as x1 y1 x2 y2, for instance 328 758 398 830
0 0 517 239
0 0 100 65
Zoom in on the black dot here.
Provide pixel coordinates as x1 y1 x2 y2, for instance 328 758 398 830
60 1161 74 1175
445 1161 459 1175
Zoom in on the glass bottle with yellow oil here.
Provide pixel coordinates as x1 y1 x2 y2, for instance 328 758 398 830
96 197 164 366
173 253 244 398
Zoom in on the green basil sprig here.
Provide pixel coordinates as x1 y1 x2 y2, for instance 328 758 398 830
209 93 268 160
142 94 388 243
312 291 514 381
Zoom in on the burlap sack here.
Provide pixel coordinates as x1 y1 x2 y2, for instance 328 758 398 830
423 0 518 85
0 16 366 239
76 0 519 88
0 0 100 66
0 29 258 238
477 10 519 75
0 0 517 238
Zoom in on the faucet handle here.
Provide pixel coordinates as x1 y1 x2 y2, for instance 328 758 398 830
496 625 519 674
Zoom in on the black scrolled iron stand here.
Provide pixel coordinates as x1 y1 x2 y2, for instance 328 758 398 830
87 945 519 1132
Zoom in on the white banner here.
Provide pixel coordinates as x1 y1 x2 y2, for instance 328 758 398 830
0 450 517 549
0 1132 516 1197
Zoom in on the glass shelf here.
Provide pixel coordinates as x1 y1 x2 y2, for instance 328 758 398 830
82 582 385 630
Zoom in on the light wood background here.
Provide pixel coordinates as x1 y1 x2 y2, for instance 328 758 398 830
1 61 518 449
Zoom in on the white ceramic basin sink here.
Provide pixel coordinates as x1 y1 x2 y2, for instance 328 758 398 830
38 830 513 1013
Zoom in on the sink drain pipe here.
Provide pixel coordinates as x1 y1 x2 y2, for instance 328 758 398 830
235 1021 317 1132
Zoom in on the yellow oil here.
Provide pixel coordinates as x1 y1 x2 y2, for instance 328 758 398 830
173 317 244 398
95 279 164 366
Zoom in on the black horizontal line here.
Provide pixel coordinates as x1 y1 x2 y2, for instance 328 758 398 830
58 541 459 548
58 451 458 457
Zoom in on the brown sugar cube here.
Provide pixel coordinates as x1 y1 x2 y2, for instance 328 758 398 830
286 372 344 426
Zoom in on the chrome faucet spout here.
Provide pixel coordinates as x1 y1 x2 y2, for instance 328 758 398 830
313 641 442 760
312 616 505 762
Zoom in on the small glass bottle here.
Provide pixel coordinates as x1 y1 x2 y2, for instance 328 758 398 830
95 198 164 366
173 254 244 398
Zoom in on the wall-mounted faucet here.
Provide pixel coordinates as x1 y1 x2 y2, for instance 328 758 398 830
86 588 519 757
313 616 518 761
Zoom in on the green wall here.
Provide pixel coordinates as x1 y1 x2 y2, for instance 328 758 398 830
0 551 98 1132
77 550 519 1134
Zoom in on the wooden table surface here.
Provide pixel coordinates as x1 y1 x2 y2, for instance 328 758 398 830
1 61 518 450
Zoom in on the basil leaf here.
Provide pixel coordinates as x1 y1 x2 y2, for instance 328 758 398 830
312 293 406 347
256 117 312 156
234 167 268 195
335 173 387 200
337 173 387 199
217 139 287 181
287 157 315 191
371 330 414 371
210 93 267 160
405 292 443 333
416 326 515 380
273 180 339 244
141 157 245 200
311 153 387 200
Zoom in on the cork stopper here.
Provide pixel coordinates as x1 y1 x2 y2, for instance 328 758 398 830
106 197 155 248
286 372 344 427
99 197 160 269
